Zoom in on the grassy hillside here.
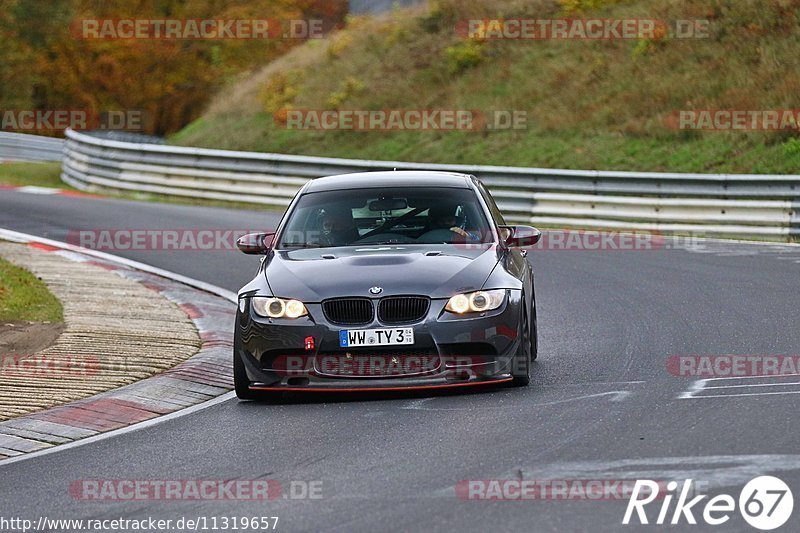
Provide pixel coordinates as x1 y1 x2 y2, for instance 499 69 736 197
171 0 800 174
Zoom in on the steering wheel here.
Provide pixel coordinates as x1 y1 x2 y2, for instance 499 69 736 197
416 228 458 243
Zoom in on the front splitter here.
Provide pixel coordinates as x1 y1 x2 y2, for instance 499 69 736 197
248 376 513 393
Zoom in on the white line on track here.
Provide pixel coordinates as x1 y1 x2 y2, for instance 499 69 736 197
537 390 631 405
688 390 800 399
14 186 60 195
401 390 631 411
705 381 800 390
679 373 800 399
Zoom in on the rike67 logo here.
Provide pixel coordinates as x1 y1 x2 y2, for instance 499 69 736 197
623 476 793 530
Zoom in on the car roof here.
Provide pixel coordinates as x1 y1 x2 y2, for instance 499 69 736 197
302 171 473 193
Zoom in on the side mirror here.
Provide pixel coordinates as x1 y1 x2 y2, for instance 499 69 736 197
502 225 542 247
237 232 275 254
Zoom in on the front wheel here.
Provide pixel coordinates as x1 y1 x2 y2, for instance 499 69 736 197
530 304 538 361
233 350 258 400
511 305 531 387
233 326 258 400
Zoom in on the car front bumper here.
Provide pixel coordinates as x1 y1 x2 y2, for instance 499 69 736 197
235 290 525 391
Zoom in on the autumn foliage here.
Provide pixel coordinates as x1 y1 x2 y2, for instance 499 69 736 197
0 0 347 135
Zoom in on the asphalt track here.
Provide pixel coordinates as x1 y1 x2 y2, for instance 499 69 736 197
2 189 800 532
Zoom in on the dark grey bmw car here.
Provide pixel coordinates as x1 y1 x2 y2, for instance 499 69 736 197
233 171 541 399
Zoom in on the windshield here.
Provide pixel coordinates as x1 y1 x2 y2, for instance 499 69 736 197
278 187 493 248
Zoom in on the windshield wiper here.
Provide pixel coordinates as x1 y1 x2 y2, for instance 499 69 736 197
282 243 323 249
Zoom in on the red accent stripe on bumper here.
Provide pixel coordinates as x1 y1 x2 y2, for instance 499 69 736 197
249 377 512 393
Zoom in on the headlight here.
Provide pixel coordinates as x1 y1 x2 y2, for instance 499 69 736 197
445 289 506 314
252 297 308 319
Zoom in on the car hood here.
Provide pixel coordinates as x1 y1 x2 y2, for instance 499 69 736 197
263 244 500 302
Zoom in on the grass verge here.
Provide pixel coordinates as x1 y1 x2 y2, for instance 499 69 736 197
0 162 63 188
0 256 63 323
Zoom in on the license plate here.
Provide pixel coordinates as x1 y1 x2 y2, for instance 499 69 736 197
339 328 414 348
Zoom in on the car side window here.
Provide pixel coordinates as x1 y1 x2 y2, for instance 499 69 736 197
476 180 506 225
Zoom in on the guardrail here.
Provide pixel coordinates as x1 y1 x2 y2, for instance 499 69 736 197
0 132 64 162
61 128 799 240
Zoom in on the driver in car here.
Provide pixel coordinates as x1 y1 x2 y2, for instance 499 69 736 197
426 205 481 241
319 207 359 246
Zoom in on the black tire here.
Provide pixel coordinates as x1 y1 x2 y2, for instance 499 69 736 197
233 327 258 400
530 304 538 361
511 304 531 387
234 351 258 400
